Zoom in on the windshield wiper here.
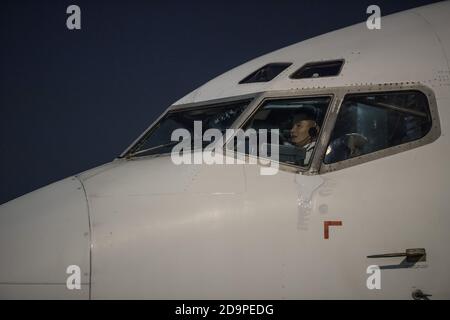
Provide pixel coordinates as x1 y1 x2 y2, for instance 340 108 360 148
127 141 179 158
127 136 220 159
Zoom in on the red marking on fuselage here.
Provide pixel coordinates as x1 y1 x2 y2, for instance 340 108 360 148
324 220 343 239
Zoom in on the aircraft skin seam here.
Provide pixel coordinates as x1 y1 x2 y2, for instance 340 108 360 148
411 10 450 72
75 175 93 300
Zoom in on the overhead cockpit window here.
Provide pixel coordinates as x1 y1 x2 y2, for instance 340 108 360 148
234 96 332 167
239 63 292 84
324 91 432 164
126 100 251 158
290 60 344 79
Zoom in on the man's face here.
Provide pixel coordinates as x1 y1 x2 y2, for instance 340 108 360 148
290 119 316 146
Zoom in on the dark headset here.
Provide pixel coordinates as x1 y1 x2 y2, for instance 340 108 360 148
308 126 318 139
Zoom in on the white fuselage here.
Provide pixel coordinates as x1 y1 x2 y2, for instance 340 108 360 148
1 1 450 299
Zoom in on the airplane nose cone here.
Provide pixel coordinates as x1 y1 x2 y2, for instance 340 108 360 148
0 177 91 299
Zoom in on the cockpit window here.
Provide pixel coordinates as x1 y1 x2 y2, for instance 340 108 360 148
324 91 432 164
290 60 344 79
126 100 250 158
239 63 292 84
235 96 331 167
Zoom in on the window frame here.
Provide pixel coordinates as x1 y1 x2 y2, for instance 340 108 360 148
238 62 293 84
223 91 336 174
119 93 259 159
289 59 345 79
221 84 439 175
119 83 440 175
318 84 440 174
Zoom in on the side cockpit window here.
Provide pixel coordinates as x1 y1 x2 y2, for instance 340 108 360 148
324 91 432 164
237 96 331 167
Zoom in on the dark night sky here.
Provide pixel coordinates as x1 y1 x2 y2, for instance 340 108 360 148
0 0 442 204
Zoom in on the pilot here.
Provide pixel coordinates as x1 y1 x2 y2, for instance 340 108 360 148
289 112 320 164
